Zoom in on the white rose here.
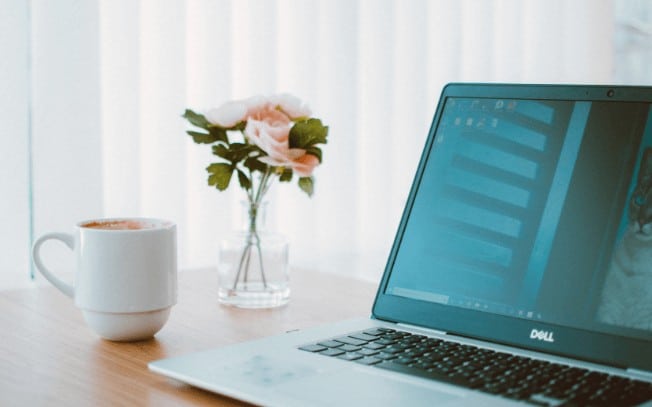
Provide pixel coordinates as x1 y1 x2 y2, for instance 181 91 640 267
206 100 247 128
270 93 311 119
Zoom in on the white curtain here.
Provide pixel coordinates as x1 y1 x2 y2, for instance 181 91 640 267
4 0 650 288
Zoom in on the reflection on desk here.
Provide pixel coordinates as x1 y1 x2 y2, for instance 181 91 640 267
0 268 375 406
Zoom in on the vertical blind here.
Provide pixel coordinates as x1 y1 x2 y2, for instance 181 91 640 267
2 0 649 289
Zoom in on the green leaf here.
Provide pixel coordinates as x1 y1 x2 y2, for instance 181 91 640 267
228 143 255 163
298 176 314 197
212 144 230 159
244 156 268 173
188 131 220 144
232 121 247 131
182 109 210 129
304 146 322 162
289 119 329 149
211 143 255 164
279 167 293 182
237 169 252 190
208 126 228 143
206 163 233 191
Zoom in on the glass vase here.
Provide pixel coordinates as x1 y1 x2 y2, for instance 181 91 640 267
217 201 290 308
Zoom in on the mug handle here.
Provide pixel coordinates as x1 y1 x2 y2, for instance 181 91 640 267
32 233 75 298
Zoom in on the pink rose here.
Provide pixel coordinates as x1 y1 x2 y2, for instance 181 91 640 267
247 102 293 131
207 94 321 177
243 102 320 177
244 118 293 162
245 119 319 177
256 148 320 177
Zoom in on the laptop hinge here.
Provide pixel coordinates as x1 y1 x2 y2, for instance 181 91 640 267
396 322 447 336
627 368 652 381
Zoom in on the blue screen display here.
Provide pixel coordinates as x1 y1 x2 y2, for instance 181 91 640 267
386 97 652 339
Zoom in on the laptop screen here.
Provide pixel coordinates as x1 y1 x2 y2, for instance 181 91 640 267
375 84 652 368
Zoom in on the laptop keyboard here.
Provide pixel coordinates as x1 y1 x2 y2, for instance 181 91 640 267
299 327 652 406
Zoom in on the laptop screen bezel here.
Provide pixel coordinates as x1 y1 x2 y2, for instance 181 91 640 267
371 83 652 371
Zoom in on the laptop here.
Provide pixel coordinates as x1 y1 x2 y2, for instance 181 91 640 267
150 83 652 406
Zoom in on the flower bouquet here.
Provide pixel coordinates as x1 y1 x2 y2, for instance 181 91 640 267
183 94 328 307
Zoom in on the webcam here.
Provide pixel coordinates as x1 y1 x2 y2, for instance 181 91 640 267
607 89 615 98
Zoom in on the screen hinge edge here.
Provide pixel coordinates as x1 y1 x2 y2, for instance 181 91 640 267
626 368 652 381
396 322 447 336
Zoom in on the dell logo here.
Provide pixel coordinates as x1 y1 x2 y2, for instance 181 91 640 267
530 329 555 343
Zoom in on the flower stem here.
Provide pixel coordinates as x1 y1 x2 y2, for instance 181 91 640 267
233 166 275 291
242 241 252 283
232 243 249 290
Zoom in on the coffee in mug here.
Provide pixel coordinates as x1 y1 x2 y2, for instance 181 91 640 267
82 219 154 230
31 218 177 341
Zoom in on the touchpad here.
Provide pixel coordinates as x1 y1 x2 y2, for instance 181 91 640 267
276 366 463 406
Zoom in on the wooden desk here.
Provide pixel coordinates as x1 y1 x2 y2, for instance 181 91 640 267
0 269 376 406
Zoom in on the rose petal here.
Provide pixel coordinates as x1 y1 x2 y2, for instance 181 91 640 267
244 120 290 161
243 95 270 117
291 153 320 177
206 101 247 128
271 93 311 119
286 148 306 160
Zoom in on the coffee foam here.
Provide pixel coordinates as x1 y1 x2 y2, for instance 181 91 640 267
82 220 153 230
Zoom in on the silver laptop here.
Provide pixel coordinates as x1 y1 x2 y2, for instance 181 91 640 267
150 83 652 406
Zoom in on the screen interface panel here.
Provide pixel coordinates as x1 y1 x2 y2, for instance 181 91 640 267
386 97 652 340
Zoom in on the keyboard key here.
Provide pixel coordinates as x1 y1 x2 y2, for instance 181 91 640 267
395 356 416 365
362 328 385 336
334 336 367 346
382 346 406 354
356 356 382 366
338 352 363 361
339 344 361 352
375 352 399 361
350 333 379 342
317 340 343 348
529 394 566 406
299 344 326 352
358 348 380 356
363 342 385 350
321 348 345 357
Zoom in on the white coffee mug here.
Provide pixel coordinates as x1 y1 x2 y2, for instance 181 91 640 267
32 218 177 341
